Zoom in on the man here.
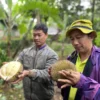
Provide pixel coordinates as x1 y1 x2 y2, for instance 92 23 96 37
58 19 100 100
13 23 58 100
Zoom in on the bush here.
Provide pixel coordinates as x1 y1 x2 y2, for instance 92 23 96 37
0 48 10 66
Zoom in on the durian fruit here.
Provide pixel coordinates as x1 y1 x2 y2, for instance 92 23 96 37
0 61 23 82
50 60 76 81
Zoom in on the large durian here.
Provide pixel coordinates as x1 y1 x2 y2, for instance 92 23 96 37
50 60 76 81
0 61 23 82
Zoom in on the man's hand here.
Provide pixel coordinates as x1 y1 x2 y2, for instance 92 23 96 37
11 70 30 84
58 70 81 89
2 62 8 65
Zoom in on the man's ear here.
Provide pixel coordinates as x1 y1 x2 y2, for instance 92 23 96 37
46 33 48 38
88 32 95 39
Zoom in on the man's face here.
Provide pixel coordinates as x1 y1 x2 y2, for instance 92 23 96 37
33 30 48 47
69 29 93 54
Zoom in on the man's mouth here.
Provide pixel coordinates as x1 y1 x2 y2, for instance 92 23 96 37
35 41 39 43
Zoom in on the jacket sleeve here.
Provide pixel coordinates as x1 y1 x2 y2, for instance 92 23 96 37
18 47 58 83
94 88 100 100
75 74 100 100
32 52 58 83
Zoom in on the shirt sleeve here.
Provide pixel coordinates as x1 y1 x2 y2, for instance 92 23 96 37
75 74 100 100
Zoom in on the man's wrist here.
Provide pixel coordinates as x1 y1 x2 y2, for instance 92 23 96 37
28 69 37 77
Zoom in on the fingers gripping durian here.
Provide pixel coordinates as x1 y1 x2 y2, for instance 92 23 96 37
50 60 76 81
0 61 23 82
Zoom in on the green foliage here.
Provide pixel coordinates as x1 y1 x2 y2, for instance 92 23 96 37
0 40 20 52
49 42 74 58
0 95 6 100
18 23 27 34
0 82 24 100
58 32 66 42
0 4 6 19
0 39 22 65
5 0 12 9
0 48 10 66
18 0 63 29
94 32 100 47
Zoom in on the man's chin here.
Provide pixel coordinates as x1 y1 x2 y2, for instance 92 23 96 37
35 43 40 45
77 50 85 54
76 49 83 53
35 43 41 47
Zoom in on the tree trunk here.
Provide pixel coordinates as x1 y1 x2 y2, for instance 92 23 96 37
12 19 34 58
91 0 95 26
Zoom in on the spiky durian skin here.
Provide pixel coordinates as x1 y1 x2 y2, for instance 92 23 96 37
51 60 76 81
0 61 23 82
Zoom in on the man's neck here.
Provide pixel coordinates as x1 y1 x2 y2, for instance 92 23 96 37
79 53 90 62
79 45 93 62
36 44 47 50
79 50 92 62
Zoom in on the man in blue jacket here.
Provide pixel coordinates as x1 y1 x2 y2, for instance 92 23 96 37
58 19 100 100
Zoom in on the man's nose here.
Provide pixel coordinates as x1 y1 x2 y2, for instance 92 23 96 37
34 36 39 39
73 39 79 45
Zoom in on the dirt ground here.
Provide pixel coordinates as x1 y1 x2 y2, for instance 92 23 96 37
0 81 63 100
53 82 63 100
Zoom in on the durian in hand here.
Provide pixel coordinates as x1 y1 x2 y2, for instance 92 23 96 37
0 61 23 82
50 60 76 81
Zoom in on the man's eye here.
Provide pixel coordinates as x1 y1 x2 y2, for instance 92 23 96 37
77 36 82 39
70 38 74 41
39 34 41 36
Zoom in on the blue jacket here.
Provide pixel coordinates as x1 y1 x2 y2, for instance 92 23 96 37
61 46 100 100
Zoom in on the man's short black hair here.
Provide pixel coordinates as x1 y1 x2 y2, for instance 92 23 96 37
33 23 48 34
